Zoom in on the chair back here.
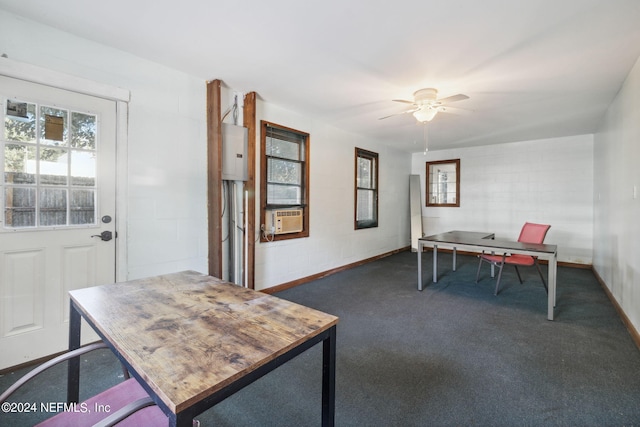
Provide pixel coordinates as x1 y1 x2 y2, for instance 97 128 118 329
518 222 550 245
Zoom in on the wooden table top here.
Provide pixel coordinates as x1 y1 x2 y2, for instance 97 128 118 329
69 271 339 414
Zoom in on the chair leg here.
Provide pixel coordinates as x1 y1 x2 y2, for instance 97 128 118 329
514 265 524 284
535 260 548 293
494 263 504 295
494 254 507 295
475 256 484 283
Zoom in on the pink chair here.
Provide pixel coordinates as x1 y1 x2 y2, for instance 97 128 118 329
475 222 551 295
0 342 168 426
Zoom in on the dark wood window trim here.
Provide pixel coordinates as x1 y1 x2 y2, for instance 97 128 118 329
355 148 379 229
425 158 460 207
260 120 310 242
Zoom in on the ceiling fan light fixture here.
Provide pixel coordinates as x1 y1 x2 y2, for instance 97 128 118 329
413 108 438 122
380 87 468 123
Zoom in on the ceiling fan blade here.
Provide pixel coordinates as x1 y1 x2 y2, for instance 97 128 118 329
378 108 419 120
391 99 415 104
437 106 472 115
438 94 469 104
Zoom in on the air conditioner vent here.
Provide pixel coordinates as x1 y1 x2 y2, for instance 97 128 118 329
269 209 303 234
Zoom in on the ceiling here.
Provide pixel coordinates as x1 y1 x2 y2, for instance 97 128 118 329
2 0 640 152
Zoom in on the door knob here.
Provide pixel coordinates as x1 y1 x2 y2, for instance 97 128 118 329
91 231 113 242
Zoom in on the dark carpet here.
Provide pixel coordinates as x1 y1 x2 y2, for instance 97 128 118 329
2 251 639 426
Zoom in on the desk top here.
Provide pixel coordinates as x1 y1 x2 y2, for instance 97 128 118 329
423 230 495 242
69 271 338 414
421 230 557 254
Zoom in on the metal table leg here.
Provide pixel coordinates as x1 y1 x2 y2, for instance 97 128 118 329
433 245 438 283
417 241 423 291
547 253 557 320
452 247 457 271
322 326 337 427
67 301 81 404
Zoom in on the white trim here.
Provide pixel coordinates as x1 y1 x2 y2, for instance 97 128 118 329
1 56 130 281
115 100 129 282
0 57 130 102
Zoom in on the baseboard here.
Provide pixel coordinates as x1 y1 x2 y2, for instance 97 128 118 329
0 341 102 375
260 246 411 294
262 246 592 295
592 267 640 351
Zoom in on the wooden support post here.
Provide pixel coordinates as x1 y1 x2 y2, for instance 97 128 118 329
243 92 256 289
207 80 223 278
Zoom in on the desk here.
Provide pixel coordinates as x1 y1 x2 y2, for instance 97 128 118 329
417 231 558 320
67 271 339 427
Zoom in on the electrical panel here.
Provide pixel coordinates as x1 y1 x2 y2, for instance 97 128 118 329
222 123 248 181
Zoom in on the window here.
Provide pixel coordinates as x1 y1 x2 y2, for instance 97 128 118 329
3 99 98 229
425 159 460 207
355 148 378 229
260 121 309 241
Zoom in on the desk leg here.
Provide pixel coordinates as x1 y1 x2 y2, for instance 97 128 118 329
322 326 337 427
173 414 193 427
452 247 457 271
433 245 438 283
417 242 423 291
547 253 557 321
67 301 81 404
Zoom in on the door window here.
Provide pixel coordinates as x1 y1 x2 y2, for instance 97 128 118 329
3 99 98 228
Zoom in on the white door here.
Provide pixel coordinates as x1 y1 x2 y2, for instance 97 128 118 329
0 75 117 369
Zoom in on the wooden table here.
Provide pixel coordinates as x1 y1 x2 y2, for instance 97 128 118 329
67 271 339 426
417 231 558 320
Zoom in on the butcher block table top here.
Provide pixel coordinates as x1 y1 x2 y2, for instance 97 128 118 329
68 270 339 426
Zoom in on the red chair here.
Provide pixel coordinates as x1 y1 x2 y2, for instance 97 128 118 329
0 342 168 426
475 222 551 295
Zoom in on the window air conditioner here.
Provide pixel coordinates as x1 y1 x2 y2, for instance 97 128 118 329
270 209 303 234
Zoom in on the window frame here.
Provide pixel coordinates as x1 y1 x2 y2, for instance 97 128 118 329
3 99 99 230
425 158 460 207
260 120 310 242
354 147 378 230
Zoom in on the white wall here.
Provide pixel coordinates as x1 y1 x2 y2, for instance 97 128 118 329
411 135 594 264
255 102 411 290
0 10 411 288
593 55 640 333
1 10 209 279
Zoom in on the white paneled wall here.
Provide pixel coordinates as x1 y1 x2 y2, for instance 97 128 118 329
411 135 594 264
126 79 207 279
254 102 411 290
8 10 627 308
1 10 208 280
1 10 412 289
594 55 640 333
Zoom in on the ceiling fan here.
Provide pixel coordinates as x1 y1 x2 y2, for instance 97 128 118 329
380 88 469 122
